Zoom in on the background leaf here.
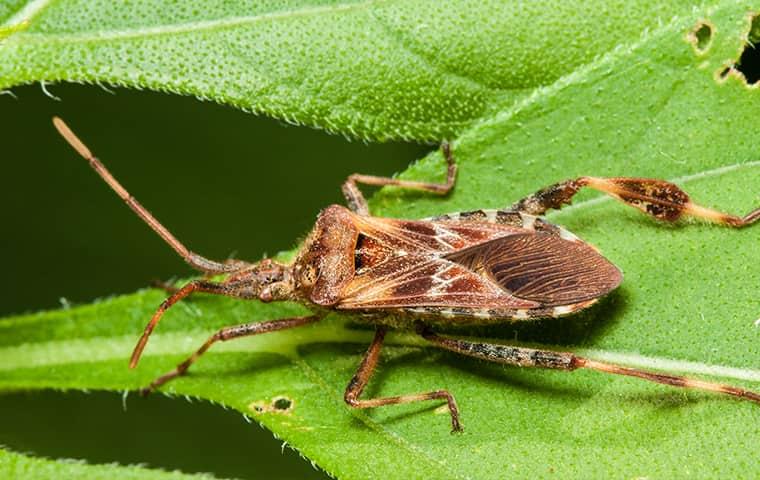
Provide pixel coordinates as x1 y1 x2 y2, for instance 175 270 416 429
0 448 221 480
2 0 760 479
2 0 701 140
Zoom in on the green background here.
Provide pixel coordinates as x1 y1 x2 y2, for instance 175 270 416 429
0 84 424 478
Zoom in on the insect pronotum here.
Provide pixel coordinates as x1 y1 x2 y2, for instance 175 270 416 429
53 117 760 432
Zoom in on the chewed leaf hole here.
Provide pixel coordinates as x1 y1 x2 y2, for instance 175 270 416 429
249 396 294 415
273 396 293 411
735 14 760 84
688 21 713 53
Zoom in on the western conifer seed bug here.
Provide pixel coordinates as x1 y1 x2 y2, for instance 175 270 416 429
53 117 760 432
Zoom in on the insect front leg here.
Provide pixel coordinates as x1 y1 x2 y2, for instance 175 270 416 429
512 176 759 227
344 327 463 432
152 259 251 294
141 314 322 394
341 142 457 215
131 261 291 368
418 325 760 405
130 279 242 368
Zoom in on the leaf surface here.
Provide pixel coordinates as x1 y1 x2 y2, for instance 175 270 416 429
2 0 698 140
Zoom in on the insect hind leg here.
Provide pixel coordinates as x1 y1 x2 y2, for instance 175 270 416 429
341 142 457 215
418 324 760 405
344 327 462 432
512 176 759 227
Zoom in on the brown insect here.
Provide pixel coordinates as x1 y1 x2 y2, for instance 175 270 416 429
53 117 760 432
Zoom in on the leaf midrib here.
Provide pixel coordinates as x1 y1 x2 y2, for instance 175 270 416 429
4 325 760 382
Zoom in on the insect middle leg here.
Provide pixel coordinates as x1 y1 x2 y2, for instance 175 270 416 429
511 175 759 227
341 142 457 215
141 314 322 394
418 324 760 405
344 327 463 432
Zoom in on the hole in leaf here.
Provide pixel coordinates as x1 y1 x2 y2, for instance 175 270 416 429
273 396 293 411
249 396 294 414
689 21 713 53
735 14 760 84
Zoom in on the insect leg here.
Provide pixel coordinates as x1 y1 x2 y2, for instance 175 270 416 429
130 279 238 368
151 259 250 294
344 327 462 432
52 117 249 274
512 176 759 227
140 315 322 394
341 142 457 215
419 325 760 405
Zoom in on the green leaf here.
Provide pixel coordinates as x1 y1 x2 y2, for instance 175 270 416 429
0 448 222 480
3 0 760 479
1 0 703 141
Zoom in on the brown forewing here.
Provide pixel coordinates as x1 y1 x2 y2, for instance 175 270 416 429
338 254 541 310
337 215 621 313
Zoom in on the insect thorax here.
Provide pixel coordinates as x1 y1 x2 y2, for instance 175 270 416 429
293 205 360 306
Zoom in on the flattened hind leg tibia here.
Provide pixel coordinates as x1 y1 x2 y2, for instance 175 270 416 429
512 176 759 227
418 325 760 406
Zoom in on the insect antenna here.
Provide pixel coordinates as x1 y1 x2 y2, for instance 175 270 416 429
52 117 241 274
